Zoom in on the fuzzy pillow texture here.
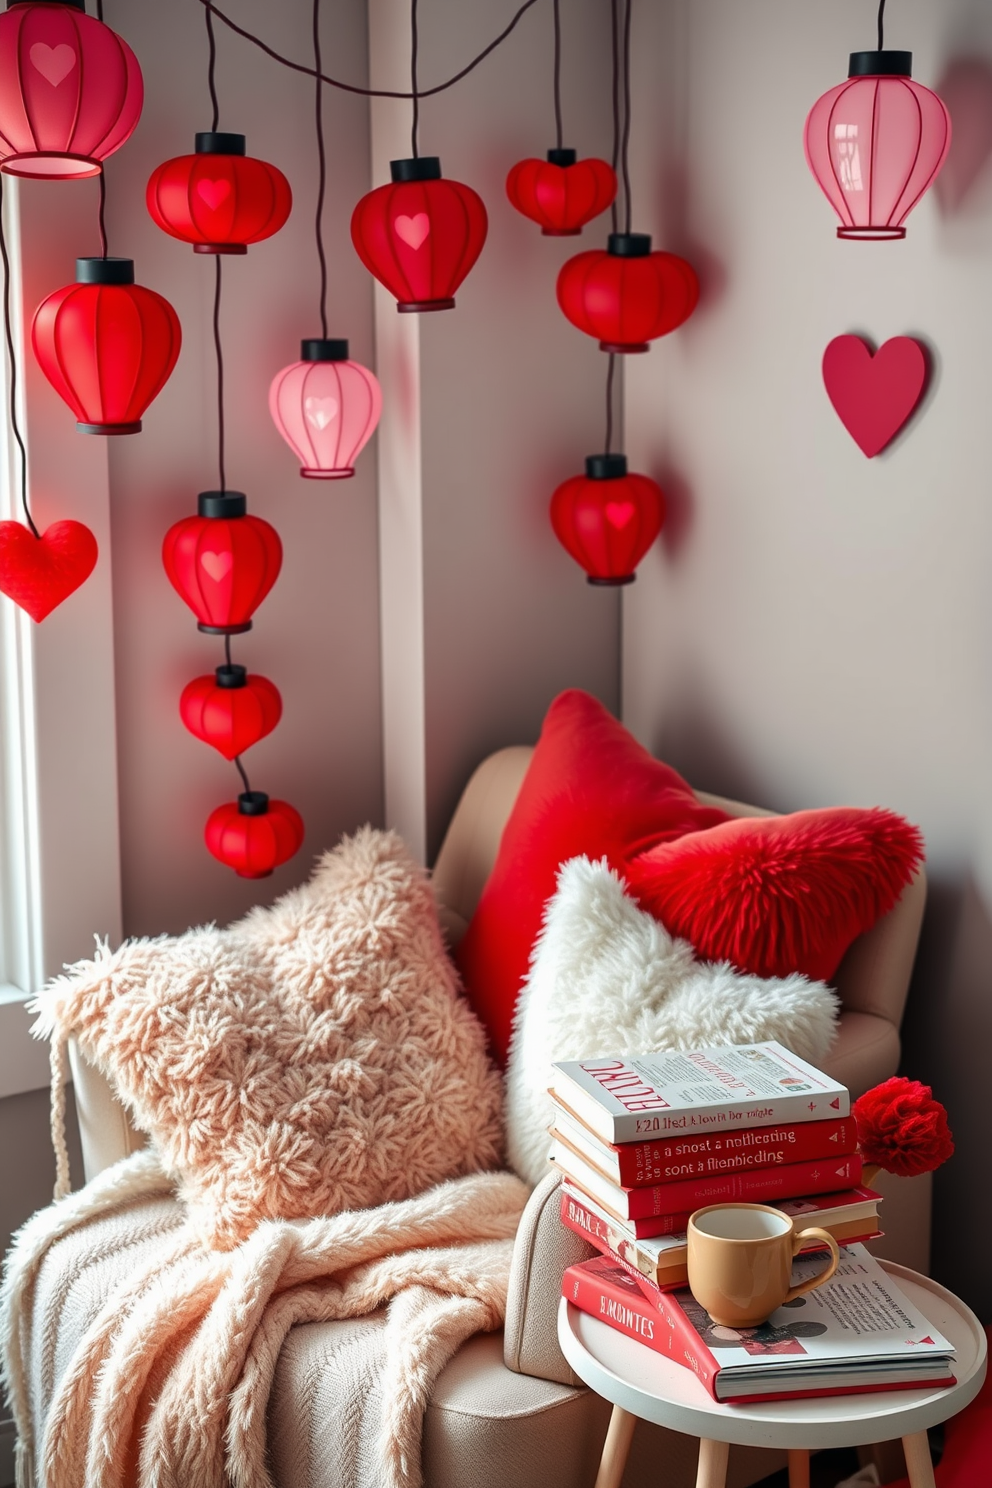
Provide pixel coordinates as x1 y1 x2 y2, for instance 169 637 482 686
455 689 730 1065
505 856 839 1187
627 807 925 983
32 828 504 1249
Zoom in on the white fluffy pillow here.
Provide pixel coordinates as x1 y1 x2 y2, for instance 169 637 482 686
505 857 839 1186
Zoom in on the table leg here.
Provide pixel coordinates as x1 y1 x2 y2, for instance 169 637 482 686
901 1433 936 1488
787 1449 811 1488
695 1438 729 1488
593 1405 636 1488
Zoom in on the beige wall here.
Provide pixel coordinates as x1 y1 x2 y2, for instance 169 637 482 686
622 0 992 1317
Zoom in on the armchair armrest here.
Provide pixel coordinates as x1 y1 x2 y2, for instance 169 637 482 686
504 1172 594 1386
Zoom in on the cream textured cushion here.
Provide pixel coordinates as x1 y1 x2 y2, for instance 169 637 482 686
32 828 503 1248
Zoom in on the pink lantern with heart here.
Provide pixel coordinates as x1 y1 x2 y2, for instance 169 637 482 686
269 339 381 480
0 0 142 179
146 132 292 254
551 455 665 585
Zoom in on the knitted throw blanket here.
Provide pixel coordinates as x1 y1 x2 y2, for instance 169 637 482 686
1 1150 529 1488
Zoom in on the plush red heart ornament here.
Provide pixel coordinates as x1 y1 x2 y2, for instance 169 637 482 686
0 520 98 621
822 335 927 457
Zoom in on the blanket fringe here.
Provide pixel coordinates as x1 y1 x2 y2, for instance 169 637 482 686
15 1435 34 1488
49 1034 70 1201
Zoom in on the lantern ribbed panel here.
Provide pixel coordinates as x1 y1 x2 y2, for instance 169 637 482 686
162 514 283 631
31 281 181 430
180 673 282 759
205 799 304 877
505 157 616 235
804 75 951 238
146 152 292 251
268 358 381 478
551 471 665 582
556 249 699 351
0 4 142 178
351 177 488 309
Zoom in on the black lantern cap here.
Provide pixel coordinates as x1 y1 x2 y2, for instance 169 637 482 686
196 132 247 155
547 148 577 166
390 156 441 183
216 664 247 689
301 338 349 362
586 453 628 479
238 791 270 816
607 232 651 258
197 491 247 518
76 257 134 285
849 50 912 77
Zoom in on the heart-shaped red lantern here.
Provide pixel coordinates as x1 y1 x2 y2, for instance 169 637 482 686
146 132 292 254
550 454 665 584
32 257 181 434
162 492 282 635
0 518 97 621
180 665 282 759
205 790 304 878
351 156 488 312
505 149 616 236
0 0 142 180
557 233 699 352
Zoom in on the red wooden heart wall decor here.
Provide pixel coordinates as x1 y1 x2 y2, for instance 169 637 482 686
822 335 928 457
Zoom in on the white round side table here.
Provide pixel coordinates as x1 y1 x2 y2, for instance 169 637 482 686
557 1262 987 1488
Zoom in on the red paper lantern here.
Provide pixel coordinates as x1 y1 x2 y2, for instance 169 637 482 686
0 518 97 621
804 51 951 240
269 339 381 479
351 156 488 312
162 492 282 635
505 149 616 236
0 0 142 180
146 131 292 255
205 790 304 878
550 454 665 585
31 257 181 434
180 665 282 760
556 233 699 353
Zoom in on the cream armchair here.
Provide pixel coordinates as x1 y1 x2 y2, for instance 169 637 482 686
57 745 928 1488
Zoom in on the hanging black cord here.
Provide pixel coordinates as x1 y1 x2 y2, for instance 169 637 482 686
233 754 251 793
410 0 420 157
609 0 620 231
206 2 221 131
877 0 886 50
95 0 103 18
0 179 38 540
213 258 226 492
97 170 108 258
620 0 633 234
552 0 563 150
604 354 616 455
312 0 329 337
195 0 539 102
224 633 232 666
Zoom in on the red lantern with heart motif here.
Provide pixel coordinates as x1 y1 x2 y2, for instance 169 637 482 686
551 454 664 585
557 233 699 352
32 258 181 434
162 492 282 635
205 790 304 878
0 0 142 180
180 665 282 760
505 149 616 235
146 132 292 254
350 156 488 312
0 518 97 621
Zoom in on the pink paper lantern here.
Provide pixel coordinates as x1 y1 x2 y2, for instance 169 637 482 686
269 340 381 480
804 51 951 240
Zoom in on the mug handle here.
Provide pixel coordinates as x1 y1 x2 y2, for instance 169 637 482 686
783 1228 841 1304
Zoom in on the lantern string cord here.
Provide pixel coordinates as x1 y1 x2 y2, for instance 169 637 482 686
206 2 221 132
609 0 620 232
97 170 108 258
313 0 329 338
224 633 232 667
213 257 226 492
0 179 37 540
194 0 539 102
410 0 420 157
621 0 633 234
234 754 251 793
604 353 616 455
95 0 104 20
552 0 563 150
877 0 886 51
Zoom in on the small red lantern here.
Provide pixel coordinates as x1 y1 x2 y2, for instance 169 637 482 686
804 51 951 240
269 339 381 479
180 665 282 760
146 131 292 255
0 0 142 180
351 156 488 312
32 258 181 434
205 790 303 878
162 492 282 635
556 233 699 353
505 149 616 236
551 454 665 585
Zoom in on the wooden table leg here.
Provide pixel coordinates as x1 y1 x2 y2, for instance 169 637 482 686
695 1438 730 1488
787 1449 811 1488
901 1432 936 1488
593 1405 636 1488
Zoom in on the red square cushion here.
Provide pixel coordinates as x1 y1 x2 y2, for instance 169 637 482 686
454 690 730 1064
626 807 925 984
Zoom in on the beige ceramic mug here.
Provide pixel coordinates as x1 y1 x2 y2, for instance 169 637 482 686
686 1203 841 1328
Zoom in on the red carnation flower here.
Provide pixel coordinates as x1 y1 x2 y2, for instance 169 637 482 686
852 1076 954 1178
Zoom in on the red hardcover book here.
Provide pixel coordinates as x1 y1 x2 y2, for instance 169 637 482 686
552 1138 862 1220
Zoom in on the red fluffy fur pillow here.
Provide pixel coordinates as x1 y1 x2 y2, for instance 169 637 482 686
626 807 925 983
